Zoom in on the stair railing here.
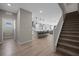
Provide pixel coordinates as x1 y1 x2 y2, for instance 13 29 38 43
53 15 64 52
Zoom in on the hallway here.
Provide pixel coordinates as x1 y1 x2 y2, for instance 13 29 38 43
0 3 62 56
0 3 79 56
0 34 60 56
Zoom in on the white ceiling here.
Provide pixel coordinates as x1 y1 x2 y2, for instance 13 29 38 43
0 3 62 25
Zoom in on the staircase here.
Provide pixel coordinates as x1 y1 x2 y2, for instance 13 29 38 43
56 11 79 56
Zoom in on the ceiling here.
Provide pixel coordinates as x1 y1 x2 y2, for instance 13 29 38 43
0 3 62 25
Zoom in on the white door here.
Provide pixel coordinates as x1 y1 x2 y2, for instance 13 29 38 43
64 3 78 13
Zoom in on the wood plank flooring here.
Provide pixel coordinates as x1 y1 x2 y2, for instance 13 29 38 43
0 34 60 56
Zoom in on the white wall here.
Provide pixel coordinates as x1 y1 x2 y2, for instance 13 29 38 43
31 3 63 26
0 10 2 43
53 15 64 50
45 3 63 25
17 8 32 44
64 3 78 13
32 4 63 32
52 4 64 51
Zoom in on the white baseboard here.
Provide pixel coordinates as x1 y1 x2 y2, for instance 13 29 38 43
17 40 32 45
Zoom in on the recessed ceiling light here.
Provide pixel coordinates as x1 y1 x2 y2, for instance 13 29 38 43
40 10 43 13
7 3 11 7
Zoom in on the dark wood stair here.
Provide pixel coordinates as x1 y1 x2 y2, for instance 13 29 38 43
56 11 79 56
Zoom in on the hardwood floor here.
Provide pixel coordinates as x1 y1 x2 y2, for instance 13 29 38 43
0 34 60 56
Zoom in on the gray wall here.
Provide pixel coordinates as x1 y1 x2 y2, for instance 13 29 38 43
17 8 32 44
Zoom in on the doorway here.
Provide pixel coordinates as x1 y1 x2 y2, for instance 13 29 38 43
2 12 16 41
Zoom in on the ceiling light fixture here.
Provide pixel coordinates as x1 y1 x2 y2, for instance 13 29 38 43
7 3 11 7
40 10 43 13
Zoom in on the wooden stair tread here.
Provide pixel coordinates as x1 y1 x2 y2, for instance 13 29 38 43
60 38 79 43
62 29 79 31
58 42 79 50
57 11 79 56
61 34 79 38
62 28 79 29
57 47 78 56
63 24 79 25
63 26 79 28
62 31 79 33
